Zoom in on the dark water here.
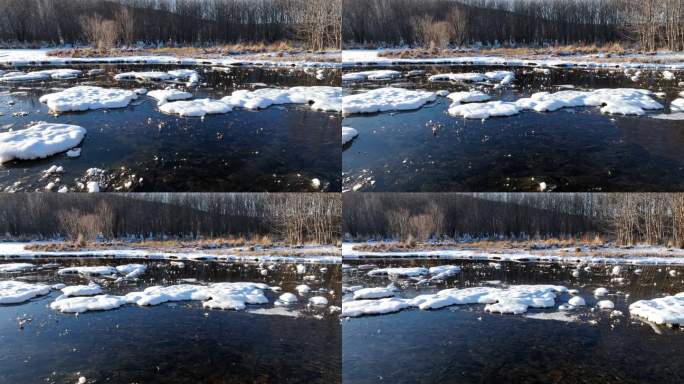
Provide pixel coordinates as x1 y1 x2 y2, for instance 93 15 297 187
342 65 684 192
342 259 684 384
0 65 341 192
0 259 341 384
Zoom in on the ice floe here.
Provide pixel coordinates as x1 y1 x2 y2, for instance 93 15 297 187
342 284 567 317
353 287 395 300
0 69 81 82
0 280 51 304
114 71 173 82
446 91 491 104
342 126 358 145
597 300 615 309
568 296 586 306
367 267 428 277
0 123 86 163
308 296 329 306
342 70 401 82
343 87 436 114
0 263 34 273
147 89 193 105
50 295 127 313
429 70 514 87
629 293 684 325
448 100 520 119
39 86 138 112
167 69 200 86
278 292 299 304
57 266 118 276
61 283 103 297
222 86 341 112
158 98 232 117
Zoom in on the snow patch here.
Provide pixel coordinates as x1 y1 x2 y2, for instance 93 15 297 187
342 126 358 145
39 86 138 112
629 292 684 325
343 87 436 114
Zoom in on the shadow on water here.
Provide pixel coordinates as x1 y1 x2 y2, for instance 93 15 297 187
0 65 341 192
342 259 684 384
342 65 684 192
0 259 341 384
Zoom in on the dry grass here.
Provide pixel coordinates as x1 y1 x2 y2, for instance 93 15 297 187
376 43 678 63
46 42 340 62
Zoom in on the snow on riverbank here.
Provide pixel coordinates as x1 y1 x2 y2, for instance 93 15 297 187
0 243 340 264
0 49 339 68
342 284 567 317
0 123 86 163
343 87 436 114
342 49 684 71
342 243 684 266
629 293 684 326
39 86 138 112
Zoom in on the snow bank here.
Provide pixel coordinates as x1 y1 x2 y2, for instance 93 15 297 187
0 280 51 304
39 86 138 112
222 86 342 112
629 293 684 325
147 89 193 105
0 263 34 272
0 123 86 163
343 87 436 114
342 126 358 145
158 98 232 117
342 70 401 82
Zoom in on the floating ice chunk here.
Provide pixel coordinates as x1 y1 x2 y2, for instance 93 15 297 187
353 287 395 300
278 292 298 304
39 86 138 112
446 91 491 104
43 165 64 175
158 99 232 117
50 294 127 313
342 297 411 317
448 101 520 119
0 69 81 82
428 265 462 280
147 89 192 105
671 98 684 112
57 266 117 276
514 88 662 116
167 69 200 86
66 148 81 157
568 296 586 306
310 178 321 189
308 296 328 306
202 282 270 310
114 71 172 82
0 280 51 304
594 287 609 296
485 300 529 314
52 283 66 290
343 87 436 114
429 71 514 85
87 69 105 76
296 264 307 274
342 126 358 145
0 263 34 273
61 283 102 297
223 86 341 112
0 123 86 163
367 267 428 277
597 300 615 309
629 293 684 325
342 70 401 82
295 284 311 295
116 264 147 279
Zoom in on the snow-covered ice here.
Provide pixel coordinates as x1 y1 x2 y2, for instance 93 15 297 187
597 300 615 309
629 292 684 325
147 89 193 105
57 266 117 276
0 280 51 304
61 283 103 297
342 70 401 82
367 267 428 277
0 69 81 82
50 294 127 313
114 71 173 82
223 86 341 112
343 87 436 114
446 91 491 104
515 89 662 115
0 123 86 163
448 100 520 119
308 296 329 306
39 86 138 112
278 292 298 304
342 126 358 145
295 284 311 295
158 99 232 117
568 296 586 306
594 287 609 297
353 287 395 300
342 297 412 317
0 263 34 272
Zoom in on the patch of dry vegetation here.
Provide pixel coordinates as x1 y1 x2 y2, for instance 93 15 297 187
47 43 340 62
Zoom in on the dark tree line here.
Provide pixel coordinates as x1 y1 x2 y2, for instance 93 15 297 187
0 193 340 244
0 0 341 50
343 0 684 50
343 193 684 247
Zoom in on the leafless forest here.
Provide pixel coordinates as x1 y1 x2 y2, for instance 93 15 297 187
0 0 341 50
0 193 340 244
344 0 684 50
343 193 684 247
